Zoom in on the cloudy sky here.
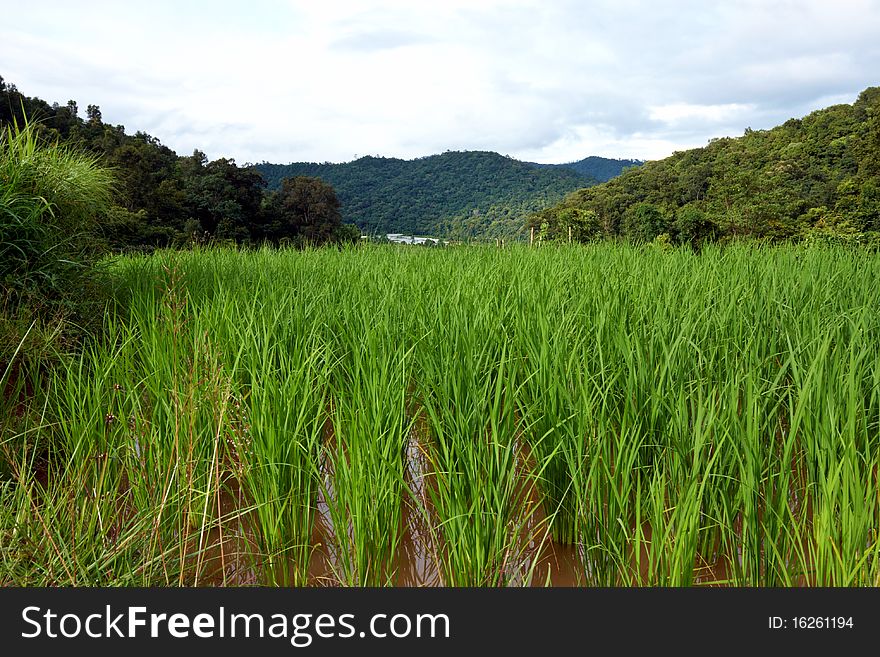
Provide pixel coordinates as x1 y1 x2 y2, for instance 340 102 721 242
2 0 879 164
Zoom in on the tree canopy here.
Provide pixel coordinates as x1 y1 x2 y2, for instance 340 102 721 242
254 152 639 238
0 76 358 251
530 87 880 247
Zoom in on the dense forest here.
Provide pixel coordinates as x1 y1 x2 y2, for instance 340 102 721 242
530 87 880 246
0 75 358 252
255 152 638 238
533 155 643 182
1 76 640 246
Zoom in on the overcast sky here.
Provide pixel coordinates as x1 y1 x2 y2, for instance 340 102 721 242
2 0 879 164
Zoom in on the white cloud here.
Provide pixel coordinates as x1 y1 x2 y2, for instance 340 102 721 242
1 0 879 163
648 103 756 126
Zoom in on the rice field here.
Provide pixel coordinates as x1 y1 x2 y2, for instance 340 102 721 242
2 242 879 586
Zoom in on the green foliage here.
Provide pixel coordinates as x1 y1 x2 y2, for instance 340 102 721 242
0 115 116 467
178 150 265 240
674 203 716 248
99 205 178 251
261 176 343 245
534 86 880 246
4 243 880 586
623 203 668 242
0 79 353 251
254 151 618 238
333 223 362 245
0 115 114 313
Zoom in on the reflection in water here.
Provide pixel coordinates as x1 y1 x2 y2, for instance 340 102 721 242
200 432 760 587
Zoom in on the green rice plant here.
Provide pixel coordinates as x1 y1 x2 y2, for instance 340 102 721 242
88 263 248 584
630 391 726 586
515 280 588 546
3 241 880 588
233 329 328 586
310 253 419 586
414 262 536 586
322 339 415 586
782 310 880 585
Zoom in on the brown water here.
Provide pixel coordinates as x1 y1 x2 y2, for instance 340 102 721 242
307 429 443 586
301 428 586 587
179 430 824 588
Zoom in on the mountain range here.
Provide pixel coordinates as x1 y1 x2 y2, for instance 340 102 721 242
253 152 641 238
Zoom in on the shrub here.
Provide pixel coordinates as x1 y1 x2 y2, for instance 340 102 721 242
0 115 115 359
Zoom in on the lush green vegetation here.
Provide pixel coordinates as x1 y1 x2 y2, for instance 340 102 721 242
0 115 115 368
254 154 640 240
533 155 643 182
3 73 880 588
531 87 880 247
3 244 878 586
0 76 358 251
254 152 593 238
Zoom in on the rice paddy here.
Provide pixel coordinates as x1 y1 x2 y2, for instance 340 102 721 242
2 242 879 586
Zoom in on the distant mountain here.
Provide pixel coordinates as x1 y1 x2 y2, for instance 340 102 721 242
530 156 644 182
253 152 640 238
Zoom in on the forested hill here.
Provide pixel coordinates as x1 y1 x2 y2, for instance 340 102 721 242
0 76 361 250
254 152 638 238
1 74 643 243
532 156 644 182
530 87 880 245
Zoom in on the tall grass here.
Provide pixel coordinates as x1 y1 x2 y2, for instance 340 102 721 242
0 115 114 304
233 306 328 586
2 242 879 586
323 331 414 585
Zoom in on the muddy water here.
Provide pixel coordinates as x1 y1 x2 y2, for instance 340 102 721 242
514 537 585 587
502 439 587 586
307 430 442 586
225 431 594 587
307 426 577 586
199 430 822 587
190 485 260 586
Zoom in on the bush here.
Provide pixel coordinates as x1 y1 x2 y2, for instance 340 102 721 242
1 116 114 306
1 116 115 361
